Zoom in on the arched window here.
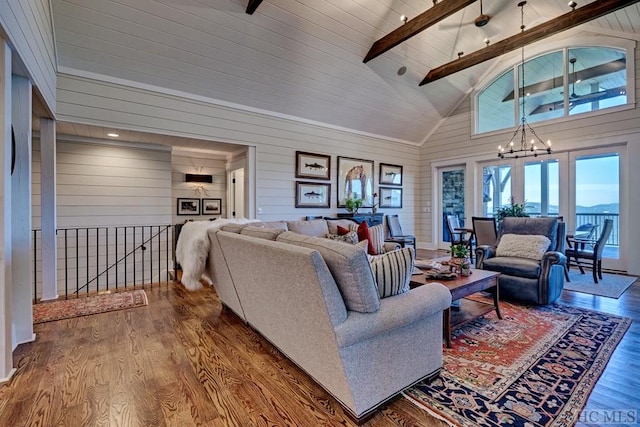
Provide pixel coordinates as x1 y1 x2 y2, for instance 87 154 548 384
476 46 629 134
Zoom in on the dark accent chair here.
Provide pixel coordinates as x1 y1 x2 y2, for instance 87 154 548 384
565 219 613 284
385 214 416 249
472 216 498 248
446 214 473 259
476 217 567 305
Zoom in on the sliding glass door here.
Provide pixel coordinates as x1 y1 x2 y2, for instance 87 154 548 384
476 147 625 272
524 159 560 217
570 150 623 270
481 163 512 217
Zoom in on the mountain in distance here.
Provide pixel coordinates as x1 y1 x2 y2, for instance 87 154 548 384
576 203 619 214
523 202 619 214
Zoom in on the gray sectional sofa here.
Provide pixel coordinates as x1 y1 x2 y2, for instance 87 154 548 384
205 219 451 423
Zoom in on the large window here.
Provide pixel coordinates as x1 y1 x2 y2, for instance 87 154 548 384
477 46 628 133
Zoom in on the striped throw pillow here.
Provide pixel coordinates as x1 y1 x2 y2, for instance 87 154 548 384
369 247 415 298
368 224 386 255
349 222 386 255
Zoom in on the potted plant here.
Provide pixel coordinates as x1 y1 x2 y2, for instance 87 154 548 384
449 243 472 276
496 197 530 221
345 197 363 214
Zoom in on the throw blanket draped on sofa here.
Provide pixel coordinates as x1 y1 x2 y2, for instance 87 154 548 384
176 219 257 290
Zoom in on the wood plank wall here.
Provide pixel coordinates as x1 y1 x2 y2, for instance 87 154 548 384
55 74 421 233
32 138 173 228
0 0 56 113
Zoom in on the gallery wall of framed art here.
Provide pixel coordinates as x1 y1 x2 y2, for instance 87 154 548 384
293 151 404 212
295 151 331 209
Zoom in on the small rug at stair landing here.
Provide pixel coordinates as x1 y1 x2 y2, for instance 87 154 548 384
564 270 637 298
403 297 631 427
33 290 148 324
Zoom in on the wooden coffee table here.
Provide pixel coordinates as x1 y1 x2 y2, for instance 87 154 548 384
410 268 501 347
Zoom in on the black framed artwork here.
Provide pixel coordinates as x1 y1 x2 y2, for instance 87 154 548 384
379 186 403 208
337 156 374 207
295 181 331 208
295 151 331 180
201 198 222 215
379 163 403 186
177 198 200 215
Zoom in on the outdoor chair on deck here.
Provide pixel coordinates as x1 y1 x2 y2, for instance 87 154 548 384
565 219 613 284
385 214 416 249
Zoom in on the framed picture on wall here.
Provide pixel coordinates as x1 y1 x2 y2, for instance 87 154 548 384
295 181 331 208
379 186 403 208
201 198 222 215
379 163 403 186
177 198 200 215
337 156 374 207
295 151 331 180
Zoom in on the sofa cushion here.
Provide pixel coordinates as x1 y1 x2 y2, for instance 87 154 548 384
370 248 415 299
241 226 285 240
286 219 330 237
326 231 359 245
483 256 542 279
327 219 357 235
260 221 289 231
221 222 260 233
276 231 380 313
496 233 551 260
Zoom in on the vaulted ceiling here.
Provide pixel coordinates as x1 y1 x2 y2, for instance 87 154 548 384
51 0 640 145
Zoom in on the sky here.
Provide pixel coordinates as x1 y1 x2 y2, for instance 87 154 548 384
523 154 619 208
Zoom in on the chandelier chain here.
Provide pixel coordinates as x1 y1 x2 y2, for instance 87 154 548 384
498 1 553 160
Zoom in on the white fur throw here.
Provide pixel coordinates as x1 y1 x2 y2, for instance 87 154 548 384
496 234 551 261
176 218 257 291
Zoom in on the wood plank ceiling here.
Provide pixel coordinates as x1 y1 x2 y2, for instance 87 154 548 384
51 0 640 145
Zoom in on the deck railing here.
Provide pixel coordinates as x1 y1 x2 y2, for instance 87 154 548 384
574 213 619 246
526 212 619 246
33 225 177 302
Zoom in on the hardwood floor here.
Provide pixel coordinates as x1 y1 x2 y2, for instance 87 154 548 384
1 250 638 426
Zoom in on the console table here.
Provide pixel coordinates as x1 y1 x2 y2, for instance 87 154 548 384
336 212 384 226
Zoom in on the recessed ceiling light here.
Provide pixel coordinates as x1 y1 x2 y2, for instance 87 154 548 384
107 132 119 138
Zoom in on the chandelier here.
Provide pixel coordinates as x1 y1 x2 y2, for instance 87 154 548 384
498 1 552 160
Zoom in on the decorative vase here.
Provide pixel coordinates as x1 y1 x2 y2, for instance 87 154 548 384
372 206 378 213
450 256 472 276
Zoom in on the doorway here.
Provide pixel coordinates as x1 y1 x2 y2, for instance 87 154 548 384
228 168 245 219
439 167 466 249
569 149 623 271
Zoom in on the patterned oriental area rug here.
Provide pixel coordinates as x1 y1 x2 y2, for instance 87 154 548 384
403 297 631 427
33 290 148 324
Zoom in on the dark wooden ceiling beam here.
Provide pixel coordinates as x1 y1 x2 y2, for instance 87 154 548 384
502 58 626 102
530 86 626 115
246 0 264 15
420 0 640 85
363 0 478 63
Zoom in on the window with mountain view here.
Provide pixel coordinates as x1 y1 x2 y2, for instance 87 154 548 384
477 46 628 134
